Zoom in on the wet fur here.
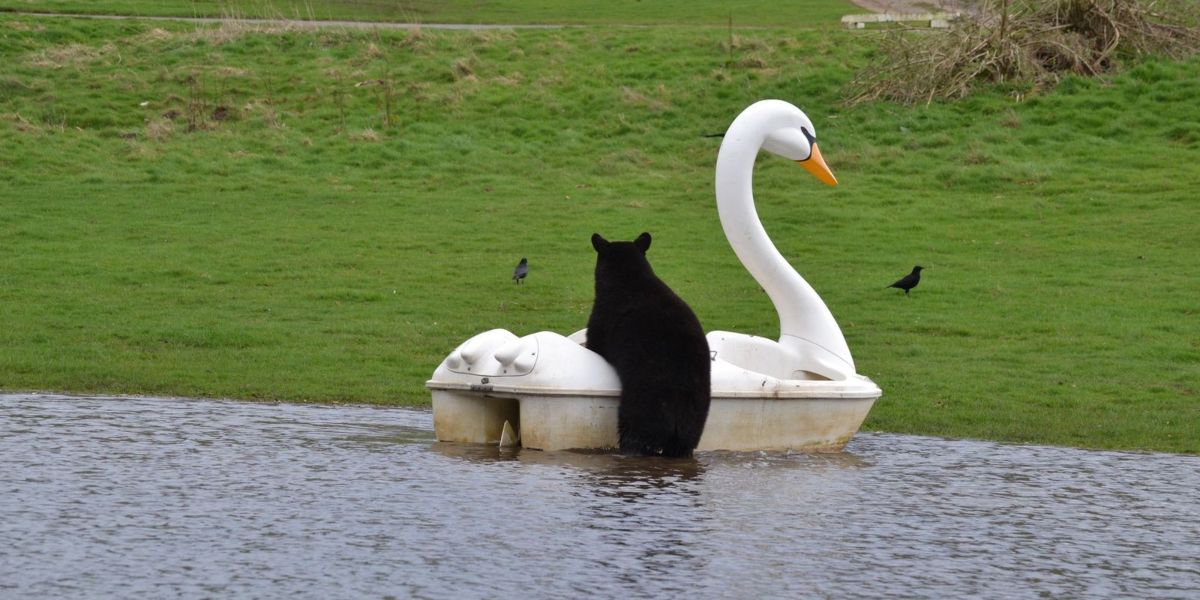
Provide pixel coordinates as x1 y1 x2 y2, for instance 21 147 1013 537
586 232 711 457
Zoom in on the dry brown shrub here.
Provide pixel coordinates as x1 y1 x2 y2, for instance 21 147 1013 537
471 29 515 46
440 85 468 106
621 86 671 111
451 57 476 81
351 128 381 142
260 106 283 128
26 42 116 69
848 0 1200 105
727 35 771 53
406 81 432 102
737 55 771 69
493 73 524 86
2 112 42 134
397 28 431 51
145 118 175 141
135 28 175 44
218 66 252 78
6 20 39 31
363 42 385 60
189 21 291 46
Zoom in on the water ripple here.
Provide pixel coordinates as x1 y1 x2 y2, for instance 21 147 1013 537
2 393 1197 599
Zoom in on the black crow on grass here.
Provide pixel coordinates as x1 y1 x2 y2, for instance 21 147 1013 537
512 258 528 284
888 266 924 295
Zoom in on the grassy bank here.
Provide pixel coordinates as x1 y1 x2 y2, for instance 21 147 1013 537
0 0 859 26
1 13 1197 453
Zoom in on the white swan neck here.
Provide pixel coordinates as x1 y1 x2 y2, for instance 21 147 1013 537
715 101 855 379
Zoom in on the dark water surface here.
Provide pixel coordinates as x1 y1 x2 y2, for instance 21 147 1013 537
2 393 1197 598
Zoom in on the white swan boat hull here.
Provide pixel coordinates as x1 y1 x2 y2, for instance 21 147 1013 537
428 99 885 453
426 329 881 452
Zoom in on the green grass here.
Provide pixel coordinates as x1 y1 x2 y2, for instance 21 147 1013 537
1 13 1197 453
0 0 860 27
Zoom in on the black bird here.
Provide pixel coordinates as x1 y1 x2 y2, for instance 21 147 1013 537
512 258 528 284
888 265 924 295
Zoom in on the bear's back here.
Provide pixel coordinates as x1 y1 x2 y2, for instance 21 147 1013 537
586 232 711 457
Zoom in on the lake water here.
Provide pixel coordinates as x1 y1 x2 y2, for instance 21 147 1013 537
2 393 1197 598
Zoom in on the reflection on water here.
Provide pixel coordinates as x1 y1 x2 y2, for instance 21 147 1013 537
2 393 1197 598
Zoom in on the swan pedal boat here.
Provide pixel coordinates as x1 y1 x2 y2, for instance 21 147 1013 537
426 100 882 452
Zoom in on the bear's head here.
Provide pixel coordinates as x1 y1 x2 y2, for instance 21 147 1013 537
591 232 654 280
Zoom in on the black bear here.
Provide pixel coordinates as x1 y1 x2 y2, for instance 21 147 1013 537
586 232 711 457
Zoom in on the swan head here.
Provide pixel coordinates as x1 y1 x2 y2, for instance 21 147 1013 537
719 100 838 186
760 116 838 187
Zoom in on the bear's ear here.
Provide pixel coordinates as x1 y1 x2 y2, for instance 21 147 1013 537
591 233 609 252
634 232 652 253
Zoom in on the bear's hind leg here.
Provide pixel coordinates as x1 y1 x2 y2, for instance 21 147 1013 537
658 438 696 459
618 426 662 456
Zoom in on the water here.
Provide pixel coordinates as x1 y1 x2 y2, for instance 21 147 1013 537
2 394 1197 599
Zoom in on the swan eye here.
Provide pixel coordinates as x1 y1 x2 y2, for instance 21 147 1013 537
794 127 817 161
